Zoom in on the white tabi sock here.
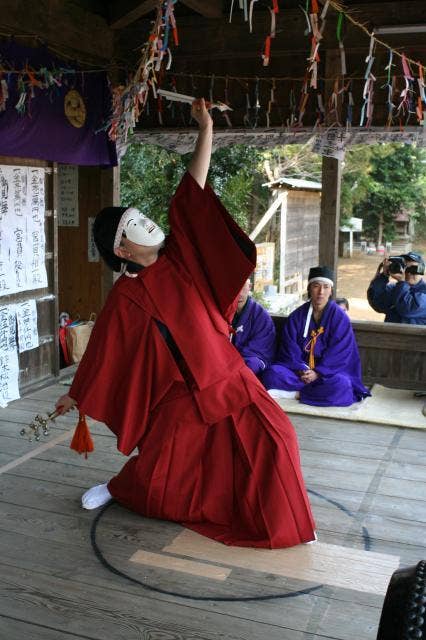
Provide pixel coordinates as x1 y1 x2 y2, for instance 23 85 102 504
268 389 298 399
81 483 112 510
304 531 318 545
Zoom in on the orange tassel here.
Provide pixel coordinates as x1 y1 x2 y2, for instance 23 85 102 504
307 326 325 369
70 413 94 458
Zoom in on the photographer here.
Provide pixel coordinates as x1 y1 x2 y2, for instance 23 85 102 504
367 251 426 324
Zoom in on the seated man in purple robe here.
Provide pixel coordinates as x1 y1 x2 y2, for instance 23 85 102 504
262 266 370 407
231 279 276 376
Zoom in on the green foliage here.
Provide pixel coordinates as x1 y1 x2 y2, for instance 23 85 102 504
341 144 426 243
340 146 374 225
208 145 268 231
120 143 186 232
120 143 268 233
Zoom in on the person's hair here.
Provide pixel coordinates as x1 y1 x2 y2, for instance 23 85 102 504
335 297 349 310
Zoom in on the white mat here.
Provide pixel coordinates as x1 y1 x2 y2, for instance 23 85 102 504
276 384 426 430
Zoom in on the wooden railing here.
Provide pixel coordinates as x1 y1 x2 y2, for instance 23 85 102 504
272 316 426 391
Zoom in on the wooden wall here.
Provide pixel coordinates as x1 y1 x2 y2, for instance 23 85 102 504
286 190 321 285
58 166 118 320
272 315 426 391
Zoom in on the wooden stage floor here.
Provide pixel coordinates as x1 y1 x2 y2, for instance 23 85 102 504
0 381 425 640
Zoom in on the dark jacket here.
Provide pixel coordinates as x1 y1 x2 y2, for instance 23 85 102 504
367 274 426 324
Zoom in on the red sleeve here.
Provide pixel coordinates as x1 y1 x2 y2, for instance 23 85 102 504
168 172 256 320
69 285 182 455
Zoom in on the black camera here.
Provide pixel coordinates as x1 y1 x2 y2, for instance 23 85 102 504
388 256 406 274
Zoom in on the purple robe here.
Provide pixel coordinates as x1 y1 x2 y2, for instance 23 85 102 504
232 298 276 376
262 300 370 407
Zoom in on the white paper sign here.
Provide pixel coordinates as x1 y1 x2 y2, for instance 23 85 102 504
0 166 48 296
16 299 39 353
312 128 348 160
88 217 99 262
0 304 20 407
58 165 79 226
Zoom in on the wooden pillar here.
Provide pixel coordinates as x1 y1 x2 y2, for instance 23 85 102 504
319 156 342 280
279 191 288 294
319 48 344 285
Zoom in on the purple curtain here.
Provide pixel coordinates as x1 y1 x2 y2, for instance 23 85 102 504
0 42 117 166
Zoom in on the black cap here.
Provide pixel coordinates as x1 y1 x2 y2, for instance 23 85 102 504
401 251 424 264
308 266 335 284
93 206 127 272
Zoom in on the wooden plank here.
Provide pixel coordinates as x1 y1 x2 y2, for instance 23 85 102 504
164 530 400 594
0 562 312 640
130 550 232 580
0 616 87 640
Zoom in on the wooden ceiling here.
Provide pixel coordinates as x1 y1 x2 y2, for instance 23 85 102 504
1 1 426 129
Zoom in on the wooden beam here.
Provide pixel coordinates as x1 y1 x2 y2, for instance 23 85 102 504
1 0 113 63
180 0 223 18
109 0 158 30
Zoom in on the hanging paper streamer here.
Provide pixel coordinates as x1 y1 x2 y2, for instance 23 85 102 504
297 73 310 126
262 5 277 67
315 84 326 127
253 77 261 128
229 0 236 23
222 77 233 127
382 50 395 127
346 81 354 127
416 63 426 127
300 5 312 35
288 87 297 127
418 63 426 105
336 13 347 77
249 0 258 33
266 79 276 128
320 0 330 20
360 34 376 127
243 0 248 22
0 75 9 112
108 0 179 143
397 53 415 123
243 83 252 127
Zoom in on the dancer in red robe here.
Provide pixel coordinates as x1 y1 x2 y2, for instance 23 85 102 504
56 99 315 548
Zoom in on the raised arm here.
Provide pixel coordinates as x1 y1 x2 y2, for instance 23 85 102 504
187 98 213 189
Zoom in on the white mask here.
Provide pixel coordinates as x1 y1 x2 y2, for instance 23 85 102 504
114 207 165 249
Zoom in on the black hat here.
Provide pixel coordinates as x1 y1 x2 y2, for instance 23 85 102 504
308 266 335 286
401 251 424 264
93 206 127 272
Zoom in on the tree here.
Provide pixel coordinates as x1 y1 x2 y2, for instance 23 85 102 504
120 142 268 233
340 145 374 226
120 143 186 232
342 144 426 244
